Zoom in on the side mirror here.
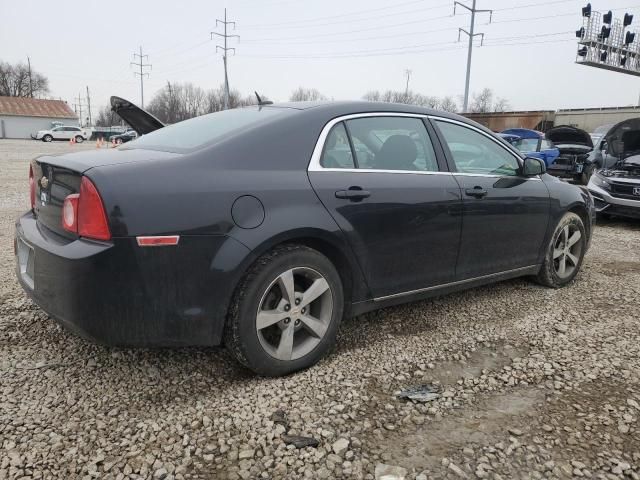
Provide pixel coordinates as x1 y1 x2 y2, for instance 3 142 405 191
522 156 546 176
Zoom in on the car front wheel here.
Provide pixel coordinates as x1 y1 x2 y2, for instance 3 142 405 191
536 212 586 288
225 244 344 376
75 135 84 144
42 135 52 142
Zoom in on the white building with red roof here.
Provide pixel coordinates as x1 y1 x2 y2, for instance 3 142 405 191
0 96 78 139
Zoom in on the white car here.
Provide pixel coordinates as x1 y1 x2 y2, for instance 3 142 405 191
34 126 88 143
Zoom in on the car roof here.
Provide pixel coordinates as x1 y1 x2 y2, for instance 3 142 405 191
263 100 458 117
500 128 543 139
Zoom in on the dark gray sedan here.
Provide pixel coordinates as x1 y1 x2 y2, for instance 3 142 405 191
16 100 595 376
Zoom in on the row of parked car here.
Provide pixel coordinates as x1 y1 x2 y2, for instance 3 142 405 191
499 120 640 220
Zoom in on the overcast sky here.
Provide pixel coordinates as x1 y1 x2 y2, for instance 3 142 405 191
2 0 640 115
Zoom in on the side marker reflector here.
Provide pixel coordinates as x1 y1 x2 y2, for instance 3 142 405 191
136 235 180 247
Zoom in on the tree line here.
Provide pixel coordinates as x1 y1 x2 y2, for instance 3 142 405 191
0 60 49 98
91 84 512 126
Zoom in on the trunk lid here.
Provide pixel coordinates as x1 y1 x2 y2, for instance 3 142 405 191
110 96 165 135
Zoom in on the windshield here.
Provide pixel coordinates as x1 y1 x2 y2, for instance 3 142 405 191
124 106 288 152
512 138 539 152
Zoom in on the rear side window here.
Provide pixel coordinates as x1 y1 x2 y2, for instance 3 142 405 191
436 121 520 176
345 117 438 172
320 123 355 169
127 107 287 152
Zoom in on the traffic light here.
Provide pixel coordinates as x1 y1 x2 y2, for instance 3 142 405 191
625 31 636 45
576 27 585 39
624 13 634 27
582 3 591 17
603 10 613 24
578 46 588 57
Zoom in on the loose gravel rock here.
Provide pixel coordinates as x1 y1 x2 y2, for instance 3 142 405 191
1 140 640 479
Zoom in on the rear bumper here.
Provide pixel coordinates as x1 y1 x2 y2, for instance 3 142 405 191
15 212 252 347
588 183 640 218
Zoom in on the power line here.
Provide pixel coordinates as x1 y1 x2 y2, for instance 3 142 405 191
131 46 152 108
73 93 87 127
212 8 239 110
245 2 452 29
86 86 92 127
455 0 492 113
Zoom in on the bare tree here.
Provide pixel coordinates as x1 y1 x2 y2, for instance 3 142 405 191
0 61 49 98
94 105 119 127
493 97 511 112
289 87 326 102
439 96 458 113
362 90 382 102
470 88 494 113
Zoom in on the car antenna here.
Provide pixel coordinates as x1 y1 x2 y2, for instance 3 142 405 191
255 91 273 106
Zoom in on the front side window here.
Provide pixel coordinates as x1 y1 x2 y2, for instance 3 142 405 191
436 121 520 176
320 123 355 169
345 116 438 172
513 138 539 153
541 139 555 150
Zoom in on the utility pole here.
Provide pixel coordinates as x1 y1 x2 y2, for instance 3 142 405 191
131 46 151 108
404 69 412 97
26 56 33 98
86 86 92 127
73 93 87 127
212 8 239 110
454 0 492 112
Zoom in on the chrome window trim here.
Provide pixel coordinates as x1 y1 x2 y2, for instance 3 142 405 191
308 112 441 174
307 112 540 180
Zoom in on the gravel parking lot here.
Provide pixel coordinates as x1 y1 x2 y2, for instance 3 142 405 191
1 139 640 480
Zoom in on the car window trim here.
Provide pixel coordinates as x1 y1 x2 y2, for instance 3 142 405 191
308 112 450 175
428 116 542 180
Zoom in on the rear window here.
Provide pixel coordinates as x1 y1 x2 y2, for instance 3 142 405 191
125 106 287 152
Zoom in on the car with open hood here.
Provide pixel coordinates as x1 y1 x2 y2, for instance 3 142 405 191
545 126 595 184
588 117 640 219
15 98 595 376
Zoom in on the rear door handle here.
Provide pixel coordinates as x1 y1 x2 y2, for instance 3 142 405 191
465 186 488 198
335 188 371 201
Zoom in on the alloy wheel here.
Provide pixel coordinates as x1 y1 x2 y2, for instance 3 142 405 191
553 224 583 279
256 267 333 361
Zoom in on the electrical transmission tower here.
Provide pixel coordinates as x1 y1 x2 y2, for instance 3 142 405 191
454 0 492 112
131 46 152 108
212 8 239 110
73 93 87 127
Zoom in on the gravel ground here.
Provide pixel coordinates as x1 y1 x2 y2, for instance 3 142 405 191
1 139 640 480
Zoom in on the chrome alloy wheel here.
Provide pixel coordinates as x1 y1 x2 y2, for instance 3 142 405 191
553 224 583 279
256 267 333 361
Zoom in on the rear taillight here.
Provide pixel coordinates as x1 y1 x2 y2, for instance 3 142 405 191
29 165 35 210
61 177 111 241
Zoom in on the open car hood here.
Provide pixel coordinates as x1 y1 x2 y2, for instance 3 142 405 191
604 117 640 158
110 96 165 135
545 125 593 149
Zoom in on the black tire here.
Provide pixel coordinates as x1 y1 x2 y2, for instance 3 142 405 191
42 134 52 142
225 244 344 376
536 212 587 288
579 164 595 185
75 135 84 144
115 138 123 145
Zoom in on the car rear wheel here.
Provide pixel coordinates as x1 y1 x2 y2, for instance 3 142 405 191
75 135 84 144
225 244 343 376
43 135 52 142
536 212 586 288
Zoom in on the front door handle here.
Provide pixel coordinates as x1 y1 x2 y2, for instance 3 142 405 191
335 187 371 201
465 186 488 198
